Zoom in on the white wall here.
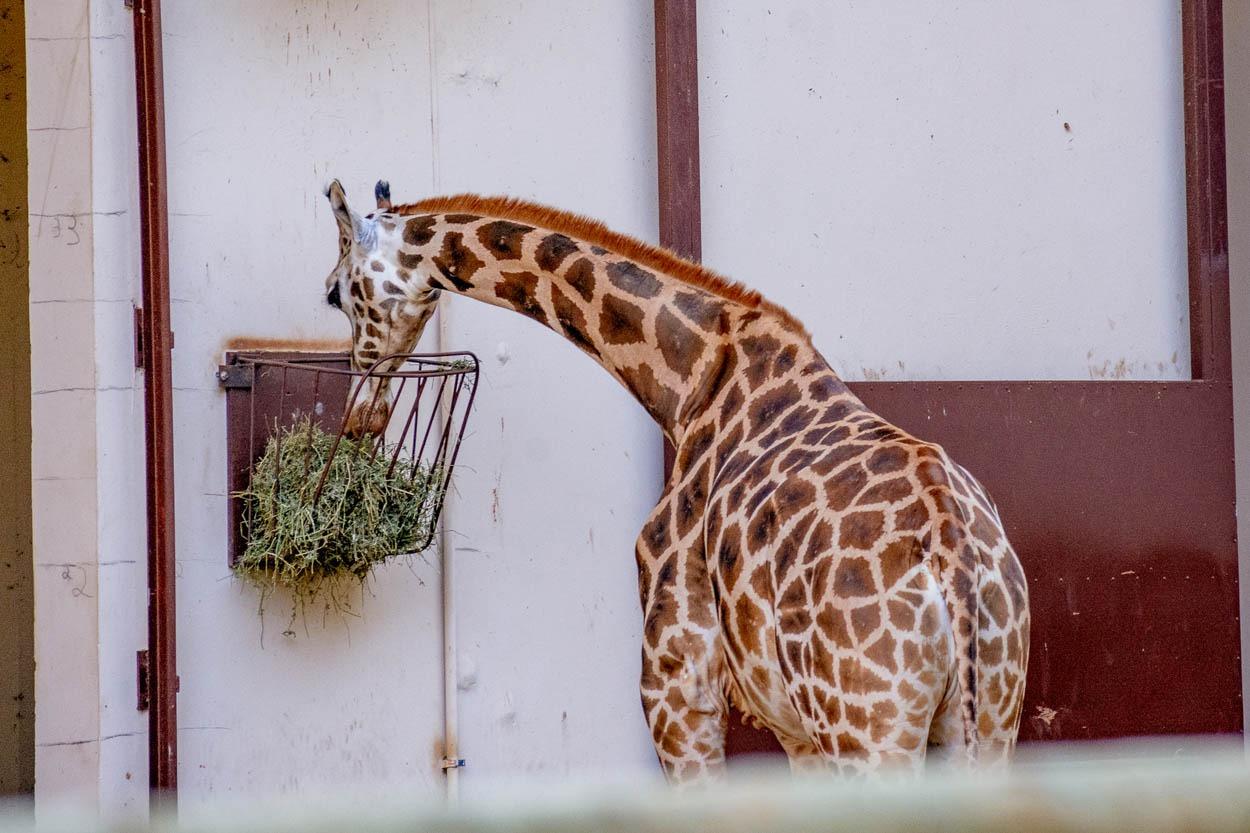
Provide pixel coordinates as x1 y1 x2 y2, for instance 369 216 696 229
154 0 662 807
699 1 1190 381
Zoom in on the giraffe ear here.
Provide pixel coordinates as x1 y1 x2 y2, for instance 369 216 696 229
375 180 392 211
325 179 374 247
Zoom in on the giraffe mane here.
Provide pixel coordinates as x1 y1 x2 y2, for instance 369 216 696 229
390 193 807 334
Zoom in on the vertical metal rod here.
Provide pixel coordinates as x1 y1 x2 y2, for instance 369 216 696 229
1182 0 1232 381
132 0 178 802
654 0 702 478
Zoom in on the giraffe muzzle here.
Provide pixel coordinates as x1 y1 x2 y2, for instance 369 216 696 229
344 398 391 439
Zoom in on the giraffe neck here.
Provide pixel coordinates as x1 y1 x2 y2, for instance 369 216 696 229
396 211 825 443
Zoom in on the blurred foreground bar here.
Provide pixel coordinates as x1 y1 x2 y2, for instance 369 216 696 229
18 740 1250 833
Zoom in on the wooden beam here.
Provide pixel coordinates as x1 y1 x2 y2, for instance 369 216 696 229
654 0 701 477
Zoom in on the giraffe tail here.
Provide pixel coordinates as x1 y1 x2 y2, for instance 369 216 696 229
928 492 983 767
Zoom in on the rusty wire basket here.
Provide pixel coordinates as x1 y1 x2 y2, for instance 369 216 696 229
220 350 479 568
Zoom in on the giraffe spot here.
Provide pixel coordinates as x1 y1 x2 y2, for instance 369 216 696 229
779 602 812 635
982 583 1011 629
849 603 881 643
443 213 482 224
879 536 922 589
916 459 951 488
655 307 702 379
494 271 549 326
641 507 672 556
684 344 737 422
782 640 806 676
1002 552 1028 610
893 499 929 531
365 322 381 339
971 506 1003 548
719 383 745 424
550 283 600 358
717 523 744 587
403 215 437 246
886 599 916 632
838 511 885 550
774 478 816 525
477 219 534 260
747 381 801 435
675 460 710 539
398 251 424 270
867 445 909 474
714 423 745 472
833 556 875 597
367 307 383 324
672 290 726 332
773 512 814 580
370 260 385 273
740 334 782 387
1005 629 1023 666
361 278 376 300
918 603 941 637
978 711 997 738
599 294 647 345
812 443 871 477
844 703 869 731
803 519 833 565
677 422 716 472
773 344 798 377
619 363 680 426
815 604 851 647
939 518 963 551
381 280 404 296
349 280 364 300
590 245 609 255
839 657 892 694
747 504 778 552
836 733 865 755
980 636 1004 666
780 448 821 473
563 257 597 301
734 595 765 656
535 232 580 271
432 231 484 291
809 376 845 401
865 630 899 674
607 261 663 298
749 563 774 605
736 309 764 330
776 405 817 438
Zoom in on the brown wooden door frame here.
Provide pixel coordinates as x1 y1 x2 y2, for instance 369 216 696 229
653 0 1240 754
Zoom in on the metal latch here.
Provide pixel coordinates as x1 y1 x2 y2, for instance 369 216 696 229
217 363 255 389
136 650 150 711
441 757 466 770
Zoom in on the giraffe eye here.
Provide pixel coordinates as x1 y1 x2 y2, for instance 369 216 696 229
326 283 342 309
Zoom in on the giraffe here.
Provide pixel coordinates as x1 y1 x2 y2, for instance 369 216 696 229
322 180 1030 783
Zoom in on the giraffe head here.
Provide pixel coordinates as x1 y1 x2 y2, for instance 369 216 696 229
324 179 440 436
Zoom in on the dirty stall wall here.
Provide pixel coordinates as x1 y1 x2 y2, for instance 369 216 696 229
0 0 32 798
158 1 662 804
30 0 1207 815
699 1 1191 381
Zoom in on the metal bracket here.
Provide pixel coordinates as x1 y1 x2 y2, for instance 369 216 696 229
134 307 145 369
217 363 255 389
136 649 150 711
440 757 466 770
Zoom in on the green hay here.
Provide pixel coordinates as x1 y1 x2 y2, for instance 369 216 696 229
233 417 443 622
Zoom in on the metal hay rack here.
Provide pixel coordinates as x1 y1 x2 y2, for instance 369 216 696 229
219 350 480 565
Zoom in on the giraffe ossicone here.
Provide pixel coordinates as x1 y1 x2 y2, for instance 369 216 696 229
323 180 1029 782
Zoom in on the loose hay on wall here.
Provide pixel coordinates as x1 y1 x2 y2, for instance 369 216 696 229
233 417 443 616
